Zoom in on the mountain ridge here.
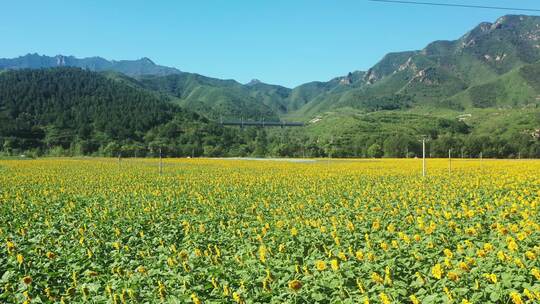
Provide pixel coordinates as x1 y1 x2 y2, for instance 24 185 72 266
3 15 539 121
0 53 182 77
290 14 540 117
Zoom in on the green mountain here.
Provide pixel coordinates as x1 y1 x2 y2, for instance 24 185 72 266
245 79 291 114
278 15 540 158
0 68 254 156
0 54 181 77
291 15 540 117
4 15 540 123
137 73 289 121
285 71 366 114
446 61 540 109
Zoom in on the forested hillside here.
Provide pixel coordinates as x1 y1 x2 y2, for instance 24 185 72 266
0 68 248 156
137 73 283 121
0 67 538 158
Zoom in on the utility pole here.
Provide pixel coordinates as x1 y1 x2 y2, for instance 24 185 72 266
418 135 429 177
422 138 426 177
448 149 452 174
159 148 163 175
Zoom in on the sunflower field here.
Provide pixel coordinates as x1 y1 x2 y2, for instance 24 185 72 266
0 158 539 303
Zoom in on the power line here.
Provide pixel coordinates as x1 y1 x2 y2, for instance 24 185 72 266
367 0 540 12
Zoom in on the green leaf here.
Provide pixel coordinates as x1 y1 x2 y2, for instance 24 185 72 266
489 292 500 302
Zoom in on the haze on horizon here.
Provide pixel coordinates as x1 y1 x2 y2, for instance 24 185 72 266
2 0 539 87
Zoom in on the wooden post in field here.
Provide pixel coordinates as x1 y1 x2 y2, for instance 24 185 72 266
422 138 426 177
417 135 429 177
448 149 452 174
159 148 163 175
118 153 121 168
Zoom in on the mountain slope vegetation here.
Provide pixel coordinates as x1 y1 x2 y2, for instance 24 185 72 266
1 15 540 158
291 15 540 116
0 68 258 156
137 74 284 121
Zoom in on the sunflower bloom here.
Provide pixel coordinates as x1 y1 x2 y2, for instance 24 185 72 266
431 263 443 279
525 251 536 260
483 273 497 284
288 279 302 291
191 293 201 304
531 268 540 280
371 272 384 284
510 292 523 304
258 245 267 263
379 292 391 304
507 238 518 252
315 260 326 271
331 259 339 271
232 292 243 303
447 271 459 281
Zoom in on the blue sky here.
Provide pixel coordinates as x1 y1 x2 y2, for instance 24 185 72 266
1 0 539 87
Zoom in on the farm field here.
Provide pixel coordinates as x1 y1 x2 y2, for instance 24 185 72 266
0 158 539 303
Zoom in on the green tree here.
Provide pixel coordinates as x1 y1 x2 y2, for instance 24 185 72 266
367 143 383 158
